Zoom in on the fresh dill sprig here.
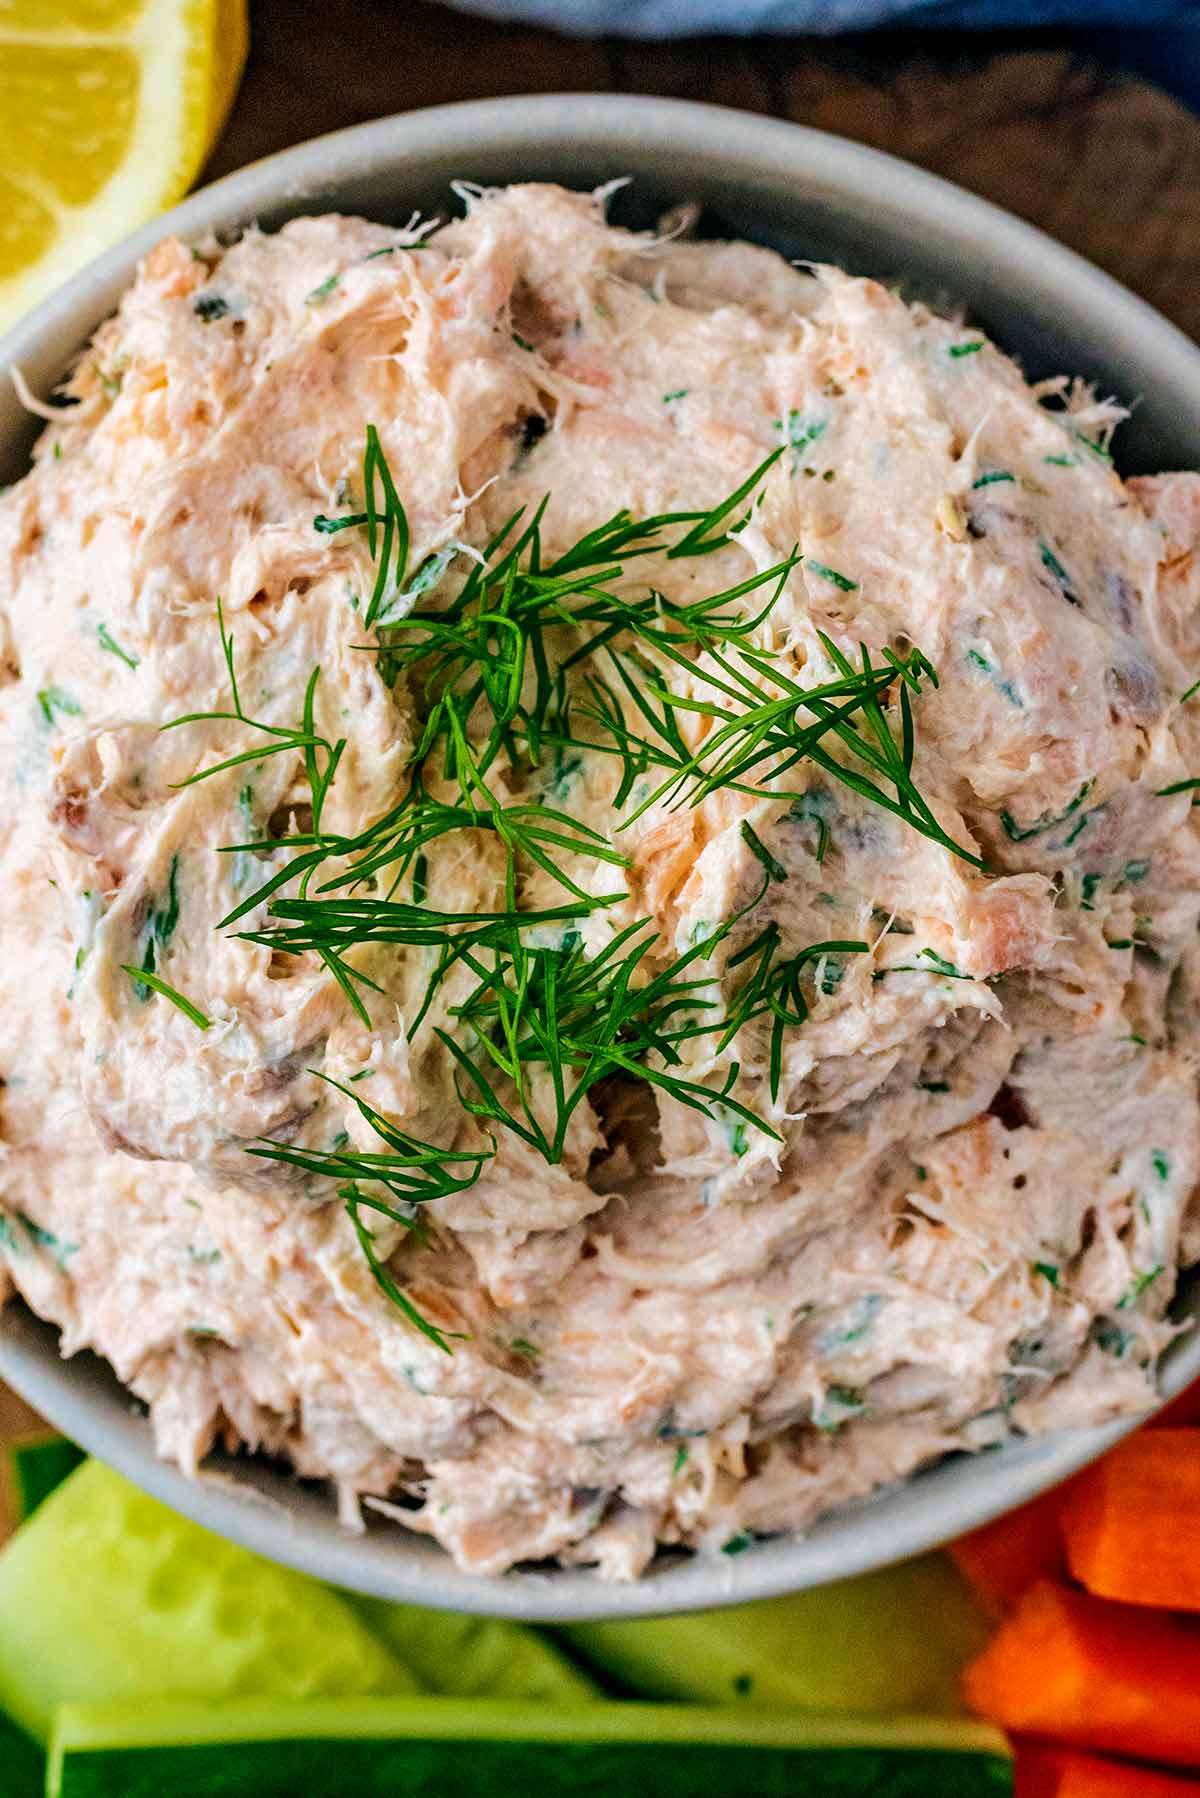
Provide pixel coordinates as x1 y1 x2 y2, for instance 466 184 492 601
716 924 869 1100
170 428 975 1344
165 597 344 811
313 424 410 627
437 904 773 1165
249 1070 487 1353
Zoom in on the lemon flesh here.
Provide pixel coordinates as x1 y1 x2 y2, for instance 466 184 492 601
0 0 247 334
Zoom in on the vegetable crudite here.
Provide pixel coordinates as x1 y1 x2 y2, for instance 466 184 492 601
2 181 1199 1579
44 1699 1013 1798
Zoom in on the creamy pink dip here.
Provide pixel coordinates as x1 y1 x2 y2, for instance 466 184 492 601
1 183 1197 1578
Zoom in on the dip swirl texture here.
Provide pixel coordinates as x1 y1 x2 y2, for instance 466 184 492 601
1 183 1198 1578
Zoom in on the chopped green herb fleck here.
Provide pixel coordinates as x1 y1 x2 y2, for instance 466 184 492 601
919 1078 950 1093
511 332 535 353
1093 1318 1132 1357
731 1673 753 1696
128 856 183 999
1043 454 1079 468
949 341 985 358
17 1212 78 1267
740 820 788 884
820 957 844 997
510 1338 541 1357
1033 1261 1060 1287
721 1531 754 1556
965 642 1023 707
672 1444 689 1477
1080 872 1102 911
819 1294 884 1353
36 685 81 727
1072 430 1113 464
789 790 834 865
814 1384 866 1431
775 412 827 470
1152 1150 1169 1181
193 294 230 322
1116 1264 1164 1310
804 558 858 592
1001 780 1093 843
1123 859 1150 883
662 389 690 403
305 273 341 305
545 747 584 804
97 622 139 670
971 470 1014 488
330 1130 350 1151
1039 541 1080 605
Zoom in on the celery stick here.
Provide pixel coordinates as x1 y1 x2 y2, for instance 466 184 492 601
561 1553 991 1713
346 1597 599 1702
48 1696 1013 1798
0 1460 416 1742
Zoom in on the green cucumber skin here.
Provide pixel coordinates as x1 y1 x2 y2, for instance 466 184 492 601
11 1439 85 1521
0 1708 44 1796
55 1738 1012 1798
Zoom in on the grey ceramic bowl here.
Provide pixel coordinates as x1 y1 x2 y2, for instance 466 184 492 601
2 94 1198 1620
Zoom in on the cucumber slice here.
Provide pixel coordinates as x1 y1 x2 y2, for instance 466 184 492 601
47 1696 1013 1798
345 1597 599 1703
11 1435 85 1520
7 1445 596 1706
561 1552 992 1713
0 1460 416 1743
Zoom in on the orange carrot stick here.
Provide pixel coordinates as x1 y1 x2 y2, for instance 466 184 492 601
1060 1431 1200 1612
963 1579 1200 1768
1016 1741 1200 1797
949 1485 1068 1613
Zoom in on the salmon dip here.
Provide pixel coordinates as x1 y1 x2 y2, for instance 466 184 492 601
2 182 1198 1579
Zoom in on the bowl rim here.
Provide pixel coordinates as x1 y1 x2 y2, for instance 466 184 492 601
2 91 1198 1620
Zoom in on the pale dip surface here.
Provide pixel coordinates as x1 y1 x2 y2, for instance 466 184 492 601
2 184 1198 1578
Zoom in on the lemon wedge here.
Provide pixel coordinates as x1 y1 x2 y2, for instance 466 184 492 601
0 0 248 336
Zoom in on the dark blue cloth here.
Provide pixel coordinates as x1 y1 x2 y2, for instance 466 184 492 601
451 0 1200 110
454 0 1198 31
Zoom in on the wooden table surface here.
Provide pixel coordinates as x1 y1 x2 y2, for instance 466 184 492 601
3 1 1199 1535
